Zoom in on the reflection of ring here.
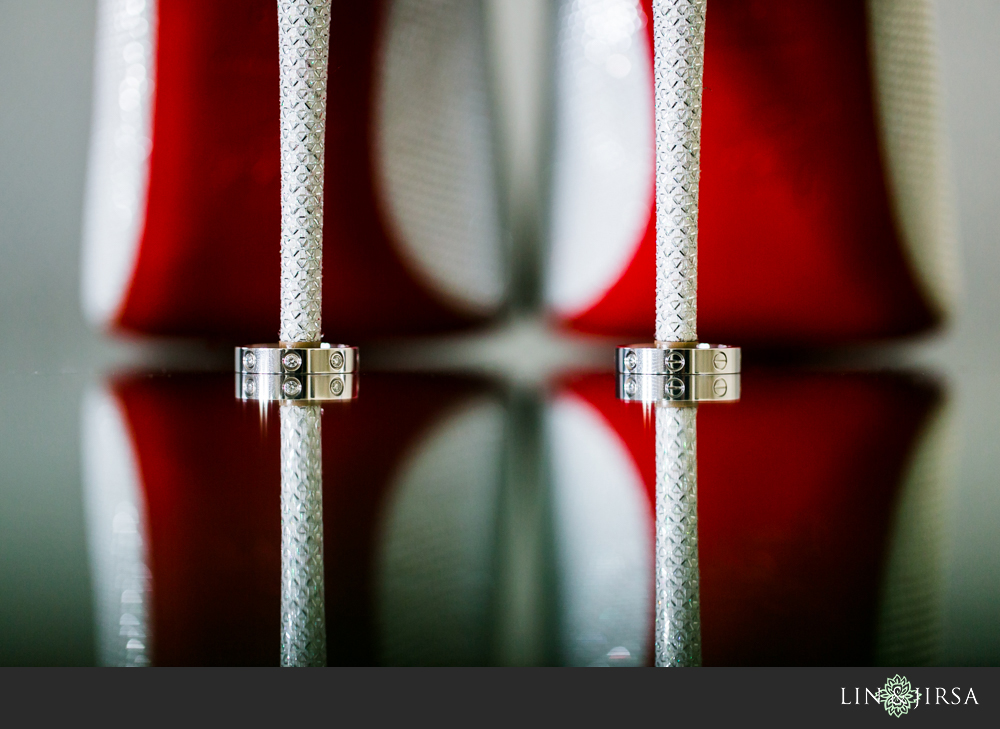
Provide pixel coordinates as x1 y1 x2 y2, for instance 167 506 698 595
236 343 358 375
237 373 358 402
617 343 740 375
617 373 740 404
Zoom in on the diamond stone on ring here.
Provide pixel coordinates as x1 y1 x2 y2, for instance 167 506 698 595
237 373 358 402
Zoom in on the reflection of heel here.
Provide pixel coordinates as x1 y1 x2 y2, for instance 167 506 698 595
654 405 701 667
280 404 327 668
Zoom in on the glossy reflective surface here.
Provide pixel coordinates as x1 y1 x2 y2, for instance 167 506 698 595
1 361 981 666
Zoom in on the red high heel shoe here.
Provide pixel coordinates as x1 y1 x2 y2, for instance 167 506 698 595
546 0 956 345
82 0 505 342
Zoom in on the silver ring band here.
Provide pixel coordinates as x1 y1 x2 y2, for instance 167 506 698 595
617 343 740 375
237 373 357 402
617 373 740 404
236 343 358 375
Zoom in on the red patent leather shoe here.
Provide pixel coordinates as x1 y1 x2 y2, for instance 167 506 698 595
82 0 505 342
546 0 956 345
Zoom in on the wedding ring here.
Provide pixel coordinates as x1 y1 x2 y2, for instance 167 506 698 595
617 373 739 404
237 373 358 402
616 343 740 375
236 343 358 375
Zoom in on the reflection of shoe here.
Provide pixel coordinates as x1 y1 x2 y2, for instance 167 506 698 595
82 368 948 665
82 0 504 341
554 371 946 665
82 374 505 665
546 0 956 344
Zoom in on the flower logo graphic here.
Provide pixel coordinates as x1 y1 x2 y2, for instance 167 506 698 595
880 675 917 717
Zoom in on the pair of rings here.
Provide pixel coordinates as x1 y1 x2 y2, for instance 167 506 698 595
616 343 741 404
236 343 359 402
